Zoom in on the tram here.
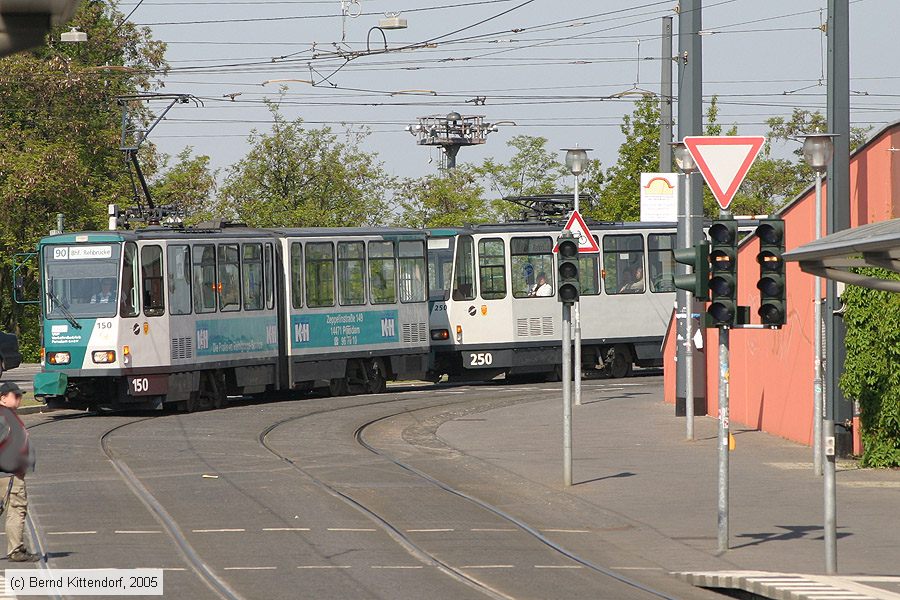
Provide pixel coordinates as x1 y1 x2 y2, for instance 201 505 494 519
32 225 431 410
427 221 677 381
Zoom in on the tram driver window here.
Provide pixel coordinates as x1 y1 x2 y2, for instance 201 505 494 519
648 233 677 293
141 245 165 317
603 234 645 295
121 242 139 318
511 236 554 298
452 235 476 301
218 244 241 312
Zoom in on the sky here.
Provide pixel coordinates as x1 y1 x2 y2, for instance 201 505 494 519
119 0 897 185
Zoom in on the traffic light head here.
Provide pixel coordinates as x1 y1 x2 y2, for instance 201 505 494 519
557 233 580 304
708 219 738 327
672 242 710 301
756 218 787 326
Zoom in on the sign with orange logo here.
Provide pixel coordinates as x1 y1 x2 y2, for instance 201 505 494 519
481 305 488 316
640 173 678 222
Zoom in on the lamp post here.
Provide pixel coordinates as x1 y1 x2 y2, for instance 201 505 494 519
673 141 699 441
800 131 836 573
563 147 591 406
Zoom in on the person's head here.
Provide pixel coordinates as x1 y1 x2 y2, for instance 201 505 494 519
537 272 547 284
101 279 114 293
0 382 23 410
633 266 643 279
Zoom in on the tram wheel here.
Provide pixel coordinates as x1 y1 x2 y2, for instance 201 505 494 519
366 359 387 394
605 345 633 379
329 377 349 397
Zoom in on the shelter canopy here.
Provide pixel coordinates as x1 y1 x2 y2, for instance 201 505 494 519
784 218 900 292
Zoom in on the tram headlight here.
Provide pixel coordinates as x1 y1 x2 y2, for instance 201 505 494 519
47 351 70 365
92 350 116 364
430 329 449 341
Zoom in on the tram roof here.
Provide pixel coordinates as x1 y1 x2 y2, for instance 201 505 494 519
427 220 677 236
38 225 426 244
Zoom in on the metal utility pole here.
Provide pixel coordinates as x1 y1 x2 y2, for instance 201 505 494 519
659 16 673 173
824 0 849 575
676 0 706 417
562 301 573 487
717 323 730 552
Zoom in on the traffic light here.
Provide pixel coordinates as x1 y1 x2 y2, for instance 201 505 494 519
672 241 710 301
756 218 786 326
708 219 738 327
557 232 580 304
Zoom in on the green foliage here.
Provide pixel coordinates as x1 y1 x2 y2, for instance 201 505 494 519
478 135 565 220
0 1 167 359
840 269 900 467
216 98 390 227
150 147 217 222
394 166 490 228
589 96 660 221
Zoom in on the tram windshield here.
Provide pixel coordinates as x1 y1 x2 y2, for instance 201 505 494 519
43 244 122 319
427 237 456 301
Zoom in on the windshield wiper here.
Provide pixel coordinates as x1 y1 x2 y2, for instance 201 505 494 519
45 291 81 330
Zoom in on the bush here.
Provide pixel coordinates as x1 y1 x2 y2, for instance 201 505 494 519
840 268 900 467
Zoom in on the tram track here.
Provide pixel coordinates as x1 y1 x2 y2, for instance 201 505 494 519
259 390 681 600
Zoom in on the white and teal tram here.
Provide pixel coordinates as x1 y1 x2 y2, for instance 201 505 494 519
426 221 678 381
33 225 431 410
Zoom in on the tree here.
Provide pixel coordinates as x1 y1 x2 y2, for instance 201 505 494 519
478 135 565 219
393 166 490 228
591 96 660 221
150 147 217 222
0 1 168 359
215 99 390 228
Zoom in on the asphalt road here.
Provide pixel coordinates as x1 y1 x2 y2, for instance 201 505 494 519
19 375 720 600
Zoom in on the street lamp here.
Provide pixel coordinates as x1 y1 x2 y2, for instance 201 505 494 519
561 147 591 408
799 131 837 574
60 26 87 43
672 141 698 441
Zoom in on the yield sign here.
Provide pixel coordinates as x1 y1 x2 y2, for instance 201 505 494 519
554 210 600 253
684 136 765 211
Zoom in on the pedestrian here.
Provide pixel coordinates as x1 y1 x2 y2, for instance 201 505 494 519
0 382 38 562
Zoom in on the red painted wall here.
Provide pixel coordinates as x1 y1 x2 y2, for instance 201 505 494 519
664 122 900 445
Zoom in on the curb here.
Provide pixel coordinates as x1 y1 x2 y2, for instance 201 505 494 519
18 405 57 416
674 571 900 600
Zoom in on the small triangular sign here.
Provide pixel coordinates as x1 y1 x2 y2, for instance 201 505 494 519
684 136 765 210
554 210 600 253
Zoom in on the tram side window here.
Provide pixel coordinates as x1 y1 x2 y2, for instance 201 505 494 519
264 243 275 310
218 244 241 312
368 241 396 305
167 245 192 315
427 237 455 301
141 245 165 317
452 235 476 301
478 238 506 300
511 236 554 298
399 240 426 303
290 243 303 308
578 235 601 295
306 242 335 308
242 243 264 311
338 241 366 306
604 234 645 295
192 244 217 314
121 242 139 318
648 233 677 293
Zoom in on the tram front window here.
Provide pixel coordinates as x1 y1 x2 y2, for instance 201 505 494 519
43 244 122 319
